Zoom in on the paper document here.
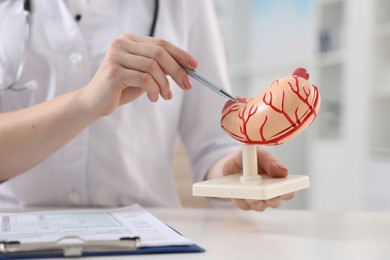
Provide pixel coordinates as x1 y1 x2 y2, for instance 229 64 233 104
0 204 192 247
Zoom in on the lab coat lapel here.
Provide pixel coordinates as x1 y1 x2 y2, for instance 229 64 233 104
34 0 83 53
78 0 121 60
79 0 119 28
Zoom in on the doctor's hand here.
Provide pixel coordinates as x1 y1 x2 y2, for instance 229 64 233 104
208 147 295 212
81 33 198 117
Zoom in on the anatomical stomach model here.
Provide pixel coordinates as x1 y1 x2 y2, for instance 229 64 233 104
193 68 321 200
221 68 320 145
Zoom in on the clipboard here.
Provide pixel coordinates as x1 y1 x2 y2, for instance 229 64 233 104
0 205 205 259
0 236 140 258
0 237 205 260
0 236 204 259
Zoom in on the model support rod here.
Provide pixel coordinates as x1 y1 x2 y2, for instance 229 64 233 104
240 144 262 183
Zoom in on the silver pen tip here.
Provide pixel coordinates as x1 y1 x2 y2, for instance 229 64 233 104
220 89 238 102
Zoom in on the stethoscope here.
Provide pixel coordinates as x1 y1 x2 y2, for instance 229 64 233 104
0 0 159 91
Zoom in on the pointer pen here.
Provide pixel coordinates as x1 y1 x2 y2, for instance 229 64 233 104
185 68 237 102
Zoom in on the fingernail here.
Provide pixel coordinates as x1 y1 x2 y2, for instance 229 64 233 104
278 164 288 171
183 76 192 90
148 93 158 102
188 56 198 68
166 90 173 100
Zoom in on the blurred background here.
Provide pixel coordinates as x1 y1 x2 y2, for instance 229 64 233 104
174 0 390 212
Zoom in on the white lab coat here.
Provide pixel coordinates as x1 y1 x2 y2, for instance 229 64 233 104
0 0 240 208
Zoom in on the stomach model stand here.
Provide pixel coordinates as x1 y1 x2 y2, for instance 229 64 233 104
193 68 321 200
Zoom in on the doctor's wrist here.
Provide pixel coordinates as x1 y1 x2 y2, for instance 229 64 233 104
71 87 106 123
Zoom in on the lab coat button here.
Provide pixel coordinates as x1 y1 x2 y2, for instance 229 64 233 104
69 189 81 203
68 52 82 64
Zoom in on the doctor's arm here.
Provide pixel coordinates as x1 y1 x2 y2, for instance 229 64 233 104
0 34 198 180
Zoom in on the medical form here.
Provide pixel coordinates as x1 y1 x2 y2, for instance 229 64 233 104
0 204 193 247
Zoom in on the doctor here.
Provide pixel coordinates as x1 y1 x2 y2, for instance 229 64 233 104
0 0 294 211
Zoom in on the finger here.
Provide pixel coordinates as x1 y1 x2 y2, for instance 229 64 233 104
280 192 296 201
122 33 198 69
120 34 196 91
264 197 282 208
246 199 267 212
114 52 172 100
231 199 251 211
256 147 288 178
130 42 192 91
117 68 160 102
154 38 199 69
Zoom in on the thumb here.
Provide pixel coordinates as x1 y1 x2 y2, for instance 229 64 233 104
256 147 288 178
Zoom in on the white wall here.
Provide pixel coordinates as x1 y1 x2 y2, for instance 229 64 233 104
213 0 390 211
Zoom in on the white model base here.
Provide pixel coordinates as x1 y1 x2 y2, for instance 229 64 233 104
193 174 310 200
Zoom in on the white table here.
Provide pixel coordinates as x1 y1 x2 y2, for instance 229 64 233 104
8 208 390 260
146 208 390 260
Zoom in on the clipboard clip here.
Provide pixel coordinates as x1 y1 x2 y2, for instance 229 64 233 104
0 235 140 258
